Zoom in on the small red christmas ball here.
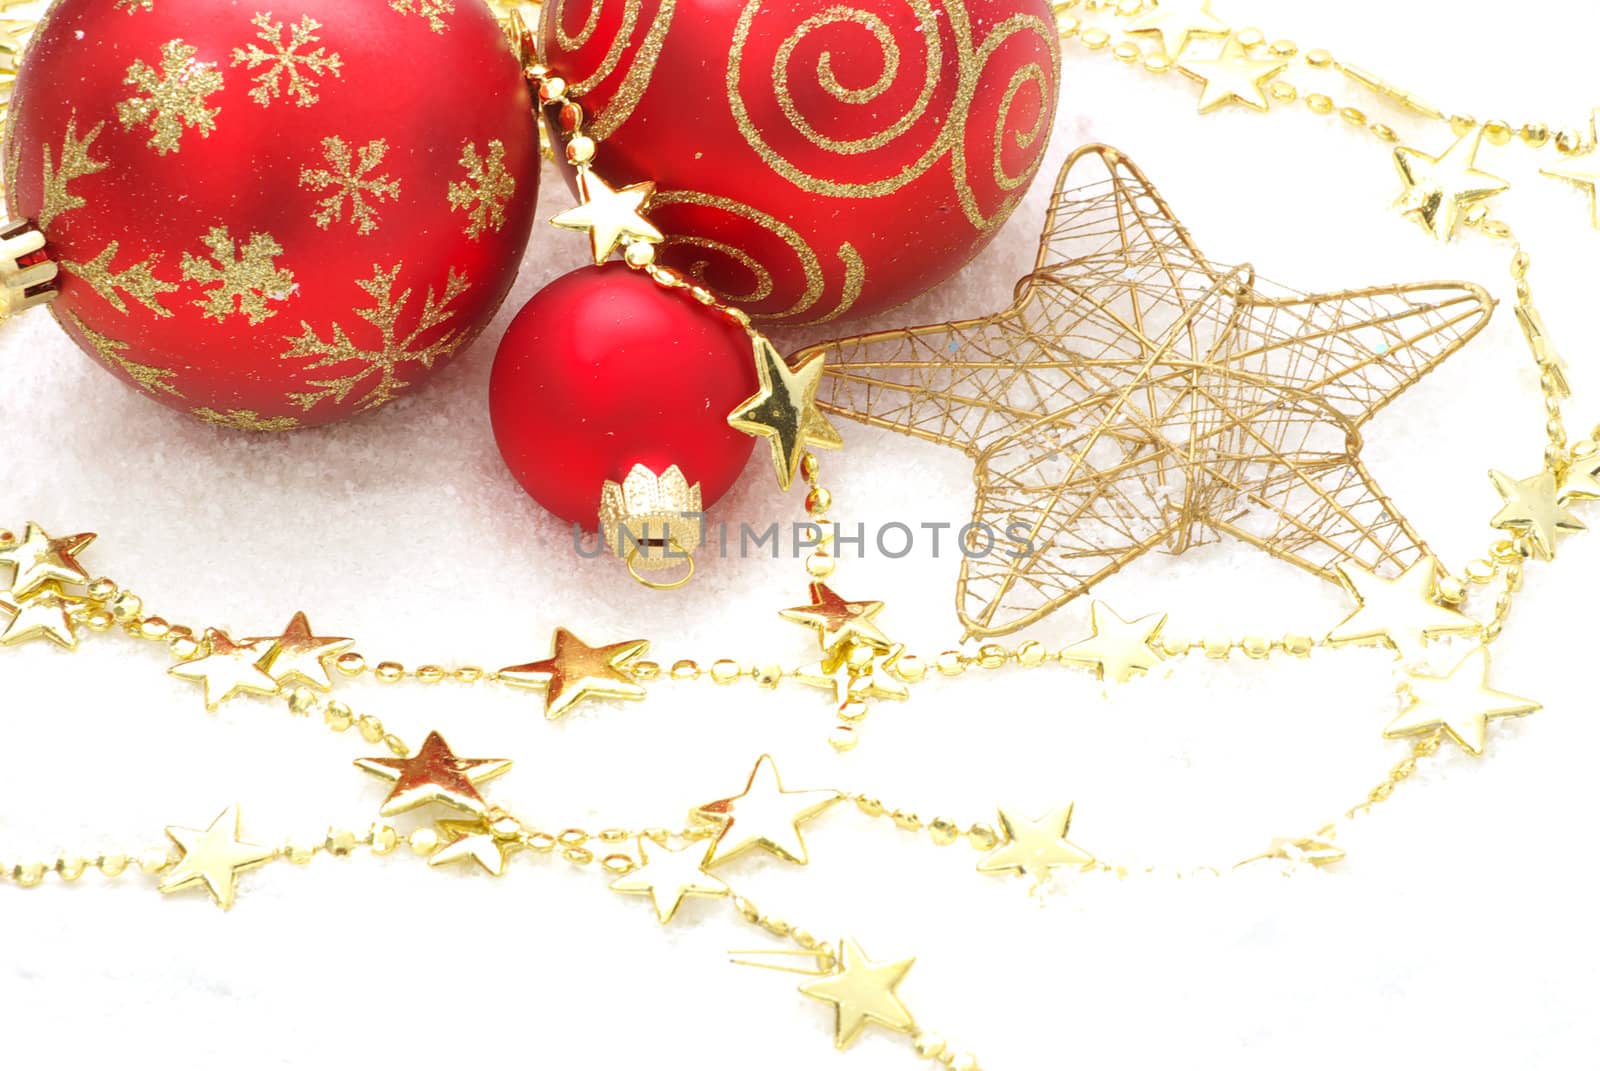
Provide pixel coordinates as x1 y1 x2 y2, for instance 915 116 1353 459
490 263 758 529
538 0 1059 326
5 0 539 429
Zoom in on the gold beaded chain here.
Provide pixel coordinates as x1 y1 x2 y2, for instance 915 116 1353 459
2 2 1599 1063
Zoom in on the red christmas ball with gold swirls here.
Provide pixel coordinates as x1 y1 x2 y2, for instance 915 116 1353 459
538 0 1059 326
5 0 539 430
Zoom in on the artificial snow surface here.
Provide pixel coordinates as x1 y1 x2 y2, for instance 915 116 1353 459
3 1 1598 1067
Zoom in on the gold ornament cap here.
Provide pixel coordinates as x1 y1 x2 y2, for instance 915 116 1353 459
598 464 703 589
0 219 58 320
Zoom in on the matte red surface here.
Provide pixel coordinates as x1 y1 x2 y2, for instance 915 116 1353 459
489 263 759 527
6 0 540 428
539 0 1059 325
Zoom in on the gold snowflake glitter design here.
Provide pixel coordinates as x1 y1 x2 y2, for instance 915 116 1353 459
390 0 454 33
117 39 224 155
181 226 296 324
193 407 301 432
448 140 515 240
282 263 471 413
231 13 343 108
300 137 401 235
62 241 178 317
62 309 181 397
38 113 108 230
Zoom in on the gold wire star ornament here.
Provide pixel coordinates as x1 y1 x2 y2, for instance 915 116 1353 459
497 627 649 719
729 336 842 491
550 169 663 264
1177 36 1287 113
1490 469 1585 560
804 145 1492 638
158 805 276 910
1393 131 1510 241
1387 647 1540 755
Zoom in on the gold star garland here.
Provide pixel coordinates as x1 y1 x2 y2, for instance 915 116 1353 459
3 4 1600 1064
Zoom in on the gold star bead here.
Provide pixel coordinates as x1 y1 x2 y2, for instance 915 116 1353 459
610 837 730 924
354 731 511 817
1560 451 1600 503
0 522 95 598
728 336 843 491
1058 601 1166 683
1177 37 1287 113
429 819 522 877
1324 557 1481 659
168 628 280 711
780 581 891 654
1542 110 1600 229
497 627 649 720
694 755 841 867
550 168 664 264
976 805 1095 883
1490 469 1585 561
0 584 78 648
1393 132 1510 241
798 938 917 1050
1386 647 1540 755
1126 0 1229 59
245 611 353 691
158 805 277 910
795 644 912 704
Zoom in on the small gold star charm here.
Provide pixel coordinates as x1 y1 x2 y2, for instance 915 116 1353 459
0 522 95 598
798 938 918 1050
1058 601 1166 683
976 805 1095 884
0 584 78 648
551 168 664 263
1560 451 1600 504
728 336 843 491
610 837 730 923
1542 110 1600 229
1126 0 1228 59
245 612 353 691
1386 647 1540 755
780 581 891 654
795 644 912 704
158 805 276 910
497 627 649 720
1490 469 1585 560
1324 558 1480 659
354 731 511 817
1393 131 1509 241
694 755 841 867
168 628 280 711
1177 36 1286 113
429 819 523 876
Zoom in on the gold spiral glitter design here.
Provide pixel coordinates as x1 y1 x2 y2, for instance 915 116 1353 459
727 0 1057 229
543 0 676 140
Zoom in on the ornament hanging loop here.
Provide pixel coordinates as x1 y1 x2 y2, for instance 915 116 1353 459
0 220 58 320
626 541 696 591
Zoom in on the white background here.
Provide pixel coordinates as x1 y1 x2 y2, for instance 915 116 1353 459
3 1 1598 1067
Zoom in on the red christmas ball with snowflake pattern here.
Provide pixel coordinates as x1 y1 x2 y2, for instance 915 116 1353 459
5 0 539 429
